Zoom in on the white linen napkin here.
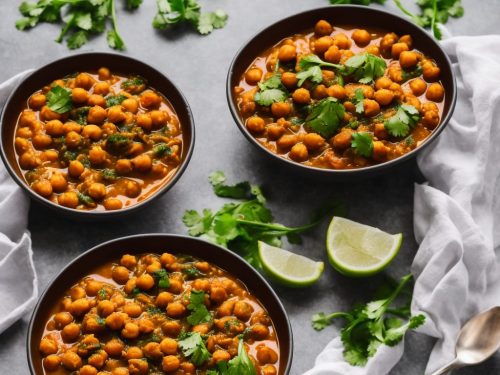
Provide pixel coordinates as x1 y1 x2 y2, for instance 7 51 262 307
305 35 500 375
0 69 38 334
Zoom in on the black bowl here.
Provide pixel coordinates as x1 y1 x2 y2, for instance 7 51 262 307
0 53 195 219
227 5 457 180
27 234 293 375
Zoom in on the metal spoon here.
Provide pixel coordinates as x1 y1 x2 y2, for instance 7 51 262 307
430 306 500 375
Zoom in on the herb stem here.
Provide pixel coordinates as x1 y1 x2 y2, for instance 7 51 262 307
235 219 319 233
55 14 74 43
392 0 417 18
385 273 413 306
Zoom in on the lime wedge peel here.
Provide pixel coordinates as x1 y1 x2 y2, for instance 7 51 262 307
258 241 324 288
326 216 402 277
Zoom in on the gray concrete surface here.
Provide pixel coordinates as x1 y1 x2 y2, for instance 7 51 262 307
0 0 499 374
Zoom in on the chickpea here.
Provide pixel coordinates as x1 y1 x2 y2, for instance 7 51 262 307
40 106 61 121
352 29 371 46
372 141 389 161
33 180 53 197
399 51 418 69
399 34 413 49
120 254 137 269
292 88 311 104
105 312 127 330
169 278 183 294
327 84 346 99
281 72 298 89
104 338 125 357
365 44 380 56
379 32 398 56
119 98 138 114
70 298 91 316
363 99 380 117
43 354 61 371
132 154 152 173
82 125 103 141
121 322 140 339
426 83 445 102
61 351 83 371
68 160 84 178
140 91 161 108
139 342 161 359
128 358 148 374
180 362 196 373
50 173 68 193
18 110 36 127
315 20 333 36
278 44 296 62
166 301 186 318
314 36 333 54
58 191 79 208
333 33 351 49
123 303 142 318
126 347 143 360
289 143 309 162
213 350 231 363
61 322 80 342
245 68 263 85
29 93 46 109
75 73 95 89
404 94 422 111
65 131 82 149
333 130 353 150
45 119 65 136
391 42 409 59
410 78 427 96
374 123 388 140
388 66 403 83
216 300 235 318
138 318 155 334
80 364 98 375
97 300 115 317
160 253 176 267
125 180 141 198
103 198 123 210
98 67 111 80
271 102 291 118
112 266 130 284
135 273 154 290
107 106 126 123
423 65 441 82
39 338 58 356
88 94 106 107
303 133 324 151
72 88 89 104
389 82 404 100
423 110 440 129
112 368 130 375
70 286 86 300
146 261 162 274
89 147 107 166
63 122 82 134
162 320 181 337
88 350 108 368
94 81 110 95
313 84 328 99
276 134 297 150
111 293 126 308
162 355 180 372
134 114 152 132
210 285 227 304
374 89 394 106
40 150 58 162
262 365 277 375
88 183 106 200
88 106 107 124
54 311 73 329
14 137 30 154
251 324 270 340
374 77 392 90
191 278 210 292
16 127 33 139
233 301 254 322
113 159 132 175
150 110 169 128
256 346 278 365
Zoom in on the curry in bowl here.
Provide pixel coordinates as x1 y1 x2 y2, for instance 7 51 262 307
14 67 183 211
234 20 445 170
37 251 280 375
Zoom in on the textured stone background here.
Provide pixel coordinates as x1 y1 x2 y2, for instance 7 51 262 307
0 0 499 374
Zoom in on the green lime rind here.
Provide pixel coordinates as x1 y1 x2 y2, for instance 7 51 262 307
258 241 324 288
326 216 403 278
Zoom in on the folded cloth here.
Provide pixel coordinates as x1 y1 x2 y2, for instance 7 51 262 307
305 35 500 375
0 70 38 334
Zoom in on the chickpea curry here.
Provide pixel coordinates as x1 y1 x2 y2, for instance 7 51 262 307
38 252 280 375
234 20 445 169
14 67 183 211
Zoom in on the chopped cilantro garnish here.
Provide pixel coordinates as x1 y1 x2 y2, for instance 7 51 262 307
343 53 387 84
153 142 172 157
152 269 170 289
351 132 374 157
77 192 94 206
305 97 345 138
253 74 288 106
105 94 127 108
178 332 211 366
47 86 72 113
384 104 420 137
187 290 211 325
353 89 365 115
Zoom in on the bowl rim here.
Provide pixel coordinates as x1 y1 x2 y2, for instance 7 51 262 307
26 233 294 375
0 52 195 218
226 5 457 176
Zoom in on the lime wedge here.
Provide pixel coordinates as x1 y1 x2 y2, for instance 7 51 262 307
258 241 324 287
326 217 402 277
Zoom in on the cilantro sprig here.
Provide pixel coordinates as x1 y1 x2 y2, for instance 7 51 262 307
351 132 373 157
207 338 257 375
384 104 420 137
152 269 170 289
343 53 387 84
187 290 212 325
253 73 288 106
178 332 211 366
153 0 228 35
182 172 336 268
47 86 72 114
305 97 345 138
296 54 343 87
312 274 425 366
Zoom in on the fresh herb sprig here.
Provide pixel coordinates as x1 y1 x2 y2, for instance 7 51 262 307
351 132 373 157
384 104 420 137
182 172 335 268
312 273 425 366
187 290 212 325
46 86 72 114
207 338 257 375
178 332 211 366
253 71 288 106
305 97 345 138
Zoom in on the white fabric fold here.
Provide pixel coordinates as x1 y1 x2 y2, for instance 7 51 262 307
0 69 38 334
305 35 500 375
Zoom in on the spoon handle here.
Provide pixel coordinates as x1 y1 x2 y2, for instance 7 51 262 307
429 359 463 375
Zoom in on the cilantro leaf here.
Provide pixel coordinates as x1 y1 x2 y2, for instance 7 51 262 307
178 332 211 366
343 53 387 84
299 54 342 71
384 314 426 346
67 30 88 49
105 94 127 107
353 89 365 115
254 74 288 106
153 142 172 157
384 104 420 137
401 65 423 81
152 269 170 289
197 10 228 34
187 290 212 325
305 97 345 138
209 171 258 200
126 0 143 10
47 86 72 114
351 132 373 157
296 66 323 87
